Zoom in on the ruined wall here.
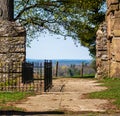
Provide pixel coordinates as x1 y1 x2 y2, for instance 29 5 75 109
96 0 120 78
107 0 120 77
0 20 26 79
96 22 109 78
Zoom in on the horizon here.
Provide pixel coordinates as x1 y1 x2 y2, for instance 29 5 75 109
26 58 92 60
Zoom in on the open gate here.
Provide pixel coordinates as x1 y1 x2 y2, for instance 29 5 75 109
0 60 53 92
22 60 53 92
44 60 52 92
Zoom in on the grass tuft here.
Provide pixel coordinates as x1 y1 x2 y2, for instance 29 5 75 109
88 78 120 109
0 92 34 111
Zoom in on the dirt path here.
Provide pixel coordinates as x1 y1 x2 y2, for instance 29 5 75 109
15 78 109 113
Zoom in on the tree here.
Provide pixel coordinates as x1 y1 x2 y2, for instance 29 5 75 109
3 0 106 56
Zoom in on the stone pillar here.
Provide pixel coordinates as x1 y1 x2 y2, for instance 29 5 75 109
96 22 109 79
0 0 26 84
0 20 26 79
106 0 120 78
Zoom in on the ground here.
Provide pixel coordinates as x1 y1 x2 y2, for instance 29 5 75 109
15 78 111 114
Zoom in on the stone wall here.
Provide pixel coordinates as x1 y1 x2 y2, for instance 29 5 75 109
0 20 26 79
96 0 120 78
96 22 109 78
0 37 25 62
0 20 26 63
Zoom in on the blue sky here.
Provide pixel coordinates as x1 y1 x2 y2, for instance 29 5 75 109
26 33 92 60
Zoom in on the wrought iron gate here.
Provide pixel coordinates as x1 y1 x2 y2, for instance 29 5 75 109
44 60 52 92
0 60 53 92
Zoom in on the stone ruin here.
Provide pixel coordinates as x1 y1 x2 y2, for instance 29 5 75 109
0 0 26 80
96 0 120 78
0 20 26 63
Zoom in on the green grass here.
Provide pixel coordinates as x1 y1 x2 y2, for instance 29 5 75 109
69 74 95 78
0 92 34 111
88 78 120 110
0 106 23 111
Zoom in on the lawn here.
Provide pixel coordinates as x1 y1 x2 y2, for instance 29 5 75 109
88 78 120 111
0 92 34 111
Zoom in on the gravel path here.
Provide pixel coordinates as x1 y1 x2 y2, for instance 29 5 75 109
15 78 109 113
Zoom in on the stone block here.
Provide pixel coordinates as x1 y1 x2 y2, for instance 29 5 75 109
110 61 116 77
109 4 119 11
115 11 120 18
97 47 103 51
113 30 120 36
110 0 119 4
112 38 120 61
101 55 108 61
107 0 119 7
96 52 102 58
0 20 25 37
0 36 26 64
0 37 25 54
110 61 120 77
102 46 107 51
113 19 120 30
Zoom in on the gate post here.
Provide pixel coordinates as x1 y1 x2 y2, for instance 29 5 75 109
44 60 47 92
44 60 52 92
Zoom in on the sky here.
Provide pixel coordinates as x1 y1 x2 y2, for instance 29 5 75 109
26 33 92 60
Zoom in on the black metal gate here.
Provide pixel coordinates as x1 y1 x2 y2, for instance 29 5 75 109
0 60 53 92
44 60 52 92
21 62 43 92
22 62 34 83
22 61 53 92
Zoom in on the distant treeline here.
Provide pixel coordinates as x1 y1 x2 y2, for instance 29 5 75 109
53 62 95 78
27 59 92 66
27 59 95 78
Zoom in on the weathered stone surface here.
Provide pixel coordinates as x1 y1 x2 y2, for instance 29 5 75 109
114 11 120 18
101 55 108 61
110 61 120 78
0 20 25 37
0 20 26 79
96 22 108 78
96 0 120 78
107 0 119 8
0 36 26 62
109 4 119 11
112 38 120 61
113 30 120 36
113 19 120 30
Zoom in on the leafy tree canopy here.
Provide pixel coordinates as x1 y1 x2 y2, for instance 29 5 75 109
14 0 106 56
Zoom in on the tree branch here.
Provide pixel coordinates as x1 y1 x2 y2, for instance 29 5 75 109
14 1 60 21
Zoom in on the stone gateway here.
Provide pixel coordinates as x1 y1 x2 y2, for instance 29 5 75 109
96 0 120 78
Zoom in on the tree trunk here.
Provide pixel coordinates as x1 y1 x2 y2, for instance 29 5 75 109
0 0 14 21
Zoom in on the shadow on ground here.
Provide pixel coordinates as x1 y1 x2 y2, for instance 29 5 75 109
0 110 65 115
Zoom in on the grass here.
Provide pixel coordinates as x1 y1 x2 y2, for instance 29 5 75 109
88 78 120 110
61 74 95 78
0 92 34 111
